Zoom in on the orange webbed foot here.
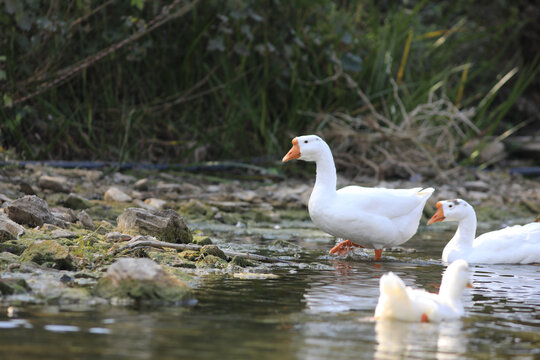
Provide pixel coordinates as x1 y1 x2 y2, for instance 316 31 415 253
373 249 383 261
329 240 364 255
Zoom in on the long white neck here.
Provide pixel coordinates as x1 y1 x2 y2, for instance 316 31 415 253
450 209 477 248
313 146 337 195
438 274 464 309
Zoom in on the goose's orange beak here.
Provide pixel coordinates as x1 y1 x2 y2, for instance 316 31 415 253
427 202 445 225
282 138 301 162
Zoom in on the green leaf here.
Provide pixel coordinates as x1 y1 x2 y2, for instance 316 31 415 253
3 94 13 107
130 0 145 10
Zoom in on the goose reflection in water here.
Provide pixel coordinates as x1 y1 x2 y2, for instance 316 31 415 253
375 319 467 360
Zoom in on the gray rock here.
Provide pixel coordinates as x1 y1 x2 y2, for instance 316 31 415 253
143 198 167 210
38 175 70 193
51 229 78 239
133 178 150 191
0 193 12 205
6 195 60 227
105 232 132 242
113 173 137 184
19 182 36 195
94 258 193 303
116 208 192 243
0 214 25 241
77 210 95 230
104 187 132 202
464 180 490 192
19 240 74 270
64 193 91 210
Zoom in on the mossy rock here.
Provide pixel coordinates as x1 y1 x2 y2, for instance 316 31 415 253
117 208 192 244
0 241 28 255
19 240 74 270
0 278 30 295
192 235 212 246
179 199 216 219
199 245 227 260
230 255 254 267
94 258 193 304
179 250 199 261
196 255 228 269
0 251 20 267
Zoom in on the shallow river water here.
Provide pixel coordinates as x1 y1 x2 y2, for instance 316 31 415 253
1 221 539 360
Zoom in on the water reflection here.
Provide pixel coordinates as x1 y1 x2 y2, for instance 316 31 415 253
374 320 467 360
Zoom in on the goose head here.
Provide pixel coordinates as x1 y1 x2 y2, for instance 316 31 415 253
282 135 328 162
427 199 474 225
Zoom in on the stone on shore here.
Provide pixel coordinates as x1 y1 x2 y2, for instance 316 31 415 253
64 193 92 210
77 210 95 230
104 187 132 203
19 240 74 270
94 258 193 303
38 175 70 193
116 208 192 243
0 214 25 241
6 195 61 227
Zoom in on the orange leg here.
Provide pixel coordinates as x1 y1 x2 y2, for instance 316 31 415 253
421 313 429 323
329 240 364 255
374 249 383 261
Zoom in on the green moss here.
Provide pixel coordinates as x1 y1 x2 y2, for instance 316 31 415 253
179 199 216 219
179 250 199 261
0 241 27 255
230 255 254 267
95 277 192 303
199 245 227 260
20 240 74 270
192 235 212 246
196 255 228 269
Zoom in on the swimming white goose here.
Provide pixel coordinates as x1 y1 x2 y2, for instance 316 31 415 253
427 199 540 264
374 259 472 322
282 135 434 260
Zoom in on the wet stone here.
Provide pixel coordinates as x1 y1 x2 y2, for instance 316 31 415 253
0 278 31 295
6 195 61 227
192 235 212 246
179 250 199 261
19 240 74 270
230 255 254 267
0 241 27 255
116 208 192 244
94 258 193 304
199 245 227 260
38 175 70 193
196 255 228 269
144 198 167 210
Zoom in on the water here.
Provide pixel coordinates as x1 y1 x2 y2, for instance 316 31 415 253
1 223 539 360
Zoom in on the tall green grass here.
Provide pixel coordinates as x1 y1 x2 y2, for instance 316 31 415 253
0 0 537 170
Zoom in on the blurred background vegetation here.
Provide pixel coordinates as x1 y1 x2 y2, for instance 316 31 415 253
0 0 539 178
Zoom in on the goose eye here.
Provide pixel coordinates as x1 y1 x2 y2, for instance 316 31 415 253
449 204 453 208
304 140 308 144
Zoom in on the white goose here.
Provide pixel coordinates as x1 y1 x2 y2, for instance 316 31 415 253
427 199 540 264
374 259 472 322
282 135 434 260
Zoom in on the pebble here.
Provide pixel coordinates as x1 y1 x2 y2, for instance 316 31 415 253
104 187 132 202
38 175 70 193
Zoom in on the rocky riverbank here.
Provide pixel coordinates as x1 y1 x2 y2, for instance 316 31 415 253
0 164 538 308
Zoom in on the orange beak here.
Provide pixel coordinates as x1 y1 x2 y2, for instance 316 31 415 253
282 138 301 162
427 202 445 225
466 282 474 289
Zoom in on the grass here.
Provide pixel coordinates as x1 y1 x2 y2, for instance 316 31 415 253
0 0 538 178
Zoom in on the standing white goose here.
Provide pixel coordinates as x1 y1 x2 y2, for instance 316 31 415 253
282 135 434 260
427 199 540 264
374 259 472 322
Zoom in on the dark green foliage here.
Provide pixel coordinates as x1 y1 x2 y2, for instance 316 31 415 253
0 0 537 169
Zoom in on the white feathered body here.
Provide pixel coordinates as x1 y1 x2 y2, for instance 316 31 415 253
443 222 540 264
